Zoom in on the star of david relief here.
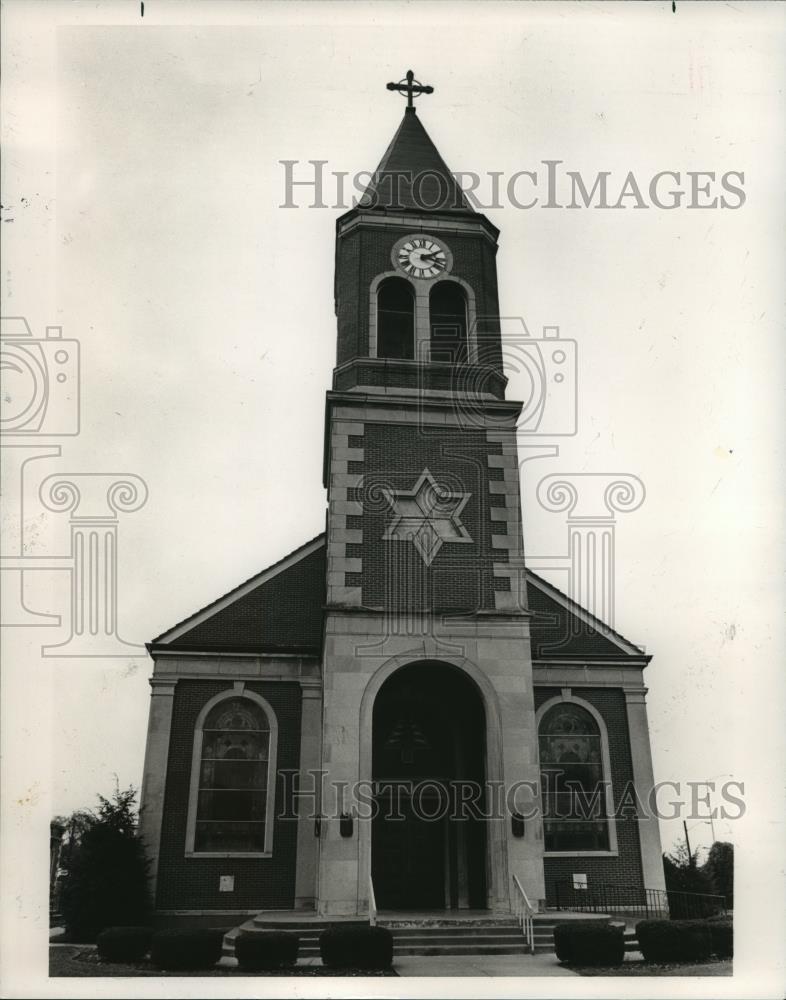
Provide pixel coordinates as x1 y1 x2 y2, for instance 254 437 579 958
382 469 472 566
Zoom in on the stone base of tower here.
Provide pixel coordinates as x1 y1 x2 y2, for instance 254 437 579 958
314 607 546 918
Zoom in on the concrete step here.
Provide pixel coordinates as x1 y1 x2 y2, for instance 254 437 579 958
391 934 526 946
251 918 365 930
225 910 617 960
378 917 520 928
394 944 531 956
386 924 521 938
226 916 537 959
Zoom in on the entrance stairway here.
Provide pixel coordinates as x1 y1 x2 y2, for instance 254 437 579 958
378 913 535 956
222 910 612 960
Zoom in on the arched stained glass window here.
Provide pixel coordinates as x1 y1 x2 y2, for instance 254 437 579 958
538 701 610 852
429 281 468 363
377 277 415 359
192 696 274 854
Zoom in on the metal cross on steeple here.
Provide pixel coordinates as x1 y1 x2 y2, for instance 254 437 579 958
386 69 434 109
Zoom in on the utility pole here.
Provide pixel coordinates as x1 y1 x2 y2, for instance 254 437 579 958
683 819 693 864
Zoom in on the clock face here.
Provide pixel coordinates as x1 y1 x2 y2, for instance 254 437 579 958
393 236 451 280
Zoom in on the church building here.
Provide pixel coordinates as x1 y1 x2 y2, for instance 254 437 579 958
139 73 664 927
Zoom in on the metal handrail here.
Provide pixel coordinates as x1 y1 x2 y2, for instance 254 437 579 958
368 872 377 926
512 875 535 953
553 880 727 919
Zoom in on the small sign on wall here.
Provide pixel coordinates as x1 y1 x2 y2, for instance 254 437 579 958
572 873 588 890
219 875 235 893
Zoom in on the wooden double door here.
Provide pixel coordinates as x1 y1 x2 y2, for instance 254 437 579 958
371 661 487 911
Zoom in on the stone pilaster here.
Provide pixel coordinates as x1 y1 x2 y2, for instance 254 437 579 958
624 688 666 891
138 678 176 898
294 681 323 909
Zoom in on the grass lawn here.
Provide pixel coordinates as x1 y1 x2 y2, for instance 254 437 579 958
572 956 732 977
50 946 397 978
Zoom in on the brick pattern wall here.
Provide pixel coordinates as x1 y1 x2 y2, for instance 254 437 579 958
534 687 646 904
156 680 302 911
360 423 505 612
335 226 502 369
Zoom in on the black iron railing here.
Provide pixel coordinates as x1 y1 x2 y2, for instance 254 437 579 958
554 881 727 920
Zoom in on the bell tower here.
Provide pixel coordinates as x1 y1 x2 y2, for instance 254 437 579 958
317 72 544 916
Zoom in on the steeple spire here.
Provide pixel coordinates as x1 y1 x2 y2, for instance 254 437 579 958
360 83 475 215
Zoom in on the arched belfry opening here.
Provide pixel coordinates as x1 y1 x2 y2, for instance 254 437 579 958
377 276 415 359
371 661 488 910
429 281 468 364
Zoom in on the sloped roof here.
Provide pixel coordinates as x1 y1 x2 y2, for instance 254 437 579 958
150 534 326 654
151 535 646 663
525 571 647 660
360 107 474 214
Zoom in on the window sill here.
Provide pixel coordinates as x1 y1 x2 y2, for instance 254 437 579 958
543 850 619 858
185 851 273 859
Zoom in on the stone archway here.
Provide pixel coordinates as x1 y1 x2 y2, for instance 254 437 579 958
371 661 486 909
357 655 509 914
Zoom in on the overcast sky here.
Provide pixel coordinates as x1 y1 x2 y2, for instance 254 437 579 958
2 4 785 985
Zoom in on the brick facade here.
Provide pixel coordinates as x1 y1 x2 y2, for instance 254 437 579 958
360 423 504 612
534 686 646 904
335 225 502 369
156 680 302 911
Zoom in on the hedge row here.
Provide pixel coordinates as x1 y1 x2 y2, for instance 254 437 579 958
93 924 394 971
554 918 733 967
636 919 732 962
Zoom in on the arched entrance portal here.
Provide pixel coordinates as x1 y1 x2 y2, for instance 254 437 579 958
371 662 488 910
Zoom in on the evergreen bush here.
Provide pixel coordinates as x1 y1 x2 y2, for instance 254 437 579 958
319 925 393 970
149 928 224 971
553 922 625 967
234 930 299 971
636 919 712 963
59 788 150 941
96 926 152 962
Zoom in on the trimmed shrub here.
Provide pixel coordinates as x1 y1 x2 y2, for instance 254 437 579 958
234 931 299 971
553 922 625 967
319 925 393 970
636 919 712 963
553 920 609 963
707 919 733 958
96 926 152 962
150 928 224 971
